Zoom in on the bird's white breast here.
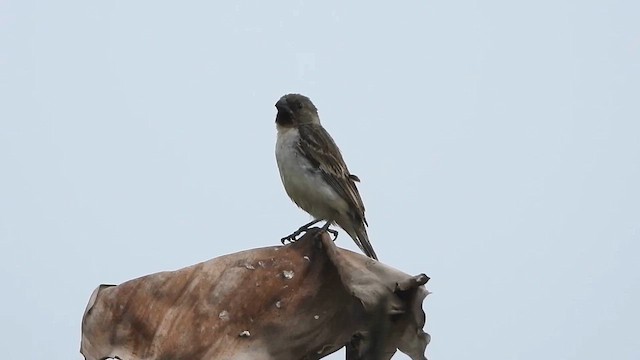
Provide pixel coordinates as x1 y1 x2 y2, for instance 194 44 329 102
275 126 348 220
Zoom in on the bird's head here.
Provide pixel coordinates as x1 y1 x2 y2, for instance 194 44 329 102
275 93 320 127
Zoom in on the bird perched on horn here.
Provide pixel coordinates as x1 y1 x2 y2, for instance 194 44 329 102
274 93 378 260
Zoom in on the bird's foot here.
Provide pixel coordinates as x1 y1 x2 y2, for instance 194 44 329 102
281 232 301 244
281 220 324 244
315 221 339 241
281 228 337 243
326 228 339 241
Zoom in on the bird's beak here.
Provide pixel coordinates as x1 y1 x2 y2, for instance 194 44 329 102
275 98 293 115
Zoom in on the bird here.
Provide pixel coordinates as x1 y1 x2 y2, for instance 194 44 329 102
274 93 378 260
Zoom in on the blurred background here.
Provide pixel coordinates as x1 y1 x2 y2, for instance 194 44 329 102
1 1 639 359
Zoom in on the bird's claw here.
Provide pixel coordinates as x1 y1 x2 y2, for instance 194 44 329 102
281 223 338 244
312 228 338 241
281 235 296 244
281 230 304 244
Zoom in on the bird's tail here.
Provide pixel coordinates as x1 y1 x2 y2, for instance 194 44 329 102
354 225 378 260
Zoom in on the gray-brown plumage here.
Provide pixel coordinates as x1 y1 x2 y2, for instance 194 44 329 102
275 93 378 260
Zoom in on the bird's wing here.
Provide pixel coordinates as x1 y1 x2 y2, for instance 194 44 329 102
297 124 367 225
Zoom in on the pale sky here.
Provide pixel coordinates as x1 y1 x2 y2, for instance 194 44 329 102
1 1 639 359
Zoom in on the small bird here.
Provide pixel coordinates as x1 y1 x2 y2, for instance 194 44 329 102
274 93 378 260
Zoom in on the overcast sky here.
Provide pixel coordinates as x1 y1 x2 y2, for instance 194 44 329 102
1 1 639 359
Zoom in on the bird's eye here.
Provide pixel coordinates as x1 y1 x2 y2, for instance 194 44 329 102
296 102 304 110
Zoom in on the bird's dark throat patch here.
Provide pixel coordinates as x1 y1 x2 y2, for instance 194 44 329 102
275 111 294 127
